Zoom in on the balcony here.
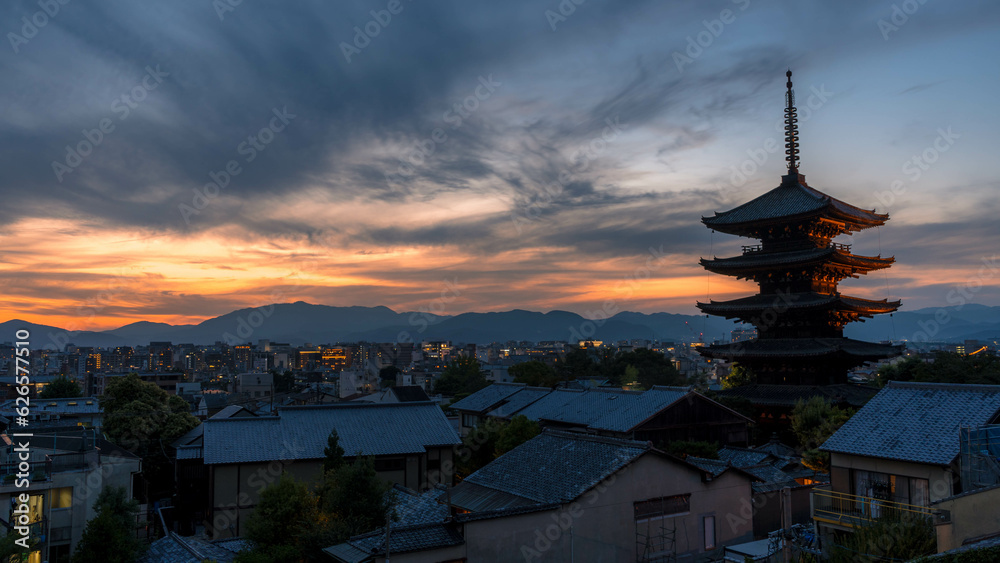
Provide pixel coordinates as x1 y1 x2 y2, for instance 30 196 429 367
740 241 853 255
811 488 942 529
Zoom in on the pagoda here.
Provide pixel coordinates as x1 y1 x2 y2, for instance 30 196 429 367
697 71 902 385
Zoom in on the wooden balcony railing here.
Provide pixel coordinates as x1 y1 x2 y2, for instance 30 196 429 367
812 488 939 528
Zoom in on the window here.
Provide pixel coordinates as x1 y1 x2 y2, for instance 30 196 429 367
634 494 690 521
703 515 716 550
462 414 478 428
50 487 73 509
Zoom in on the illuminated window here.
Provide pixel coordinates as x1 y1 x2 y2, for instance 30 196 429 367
50 487 73 509
704 515 716 549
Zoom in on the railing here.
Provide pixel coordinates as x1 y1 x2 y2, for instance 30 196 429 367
812 489 938 528
740 241 853 255
0 460 52 484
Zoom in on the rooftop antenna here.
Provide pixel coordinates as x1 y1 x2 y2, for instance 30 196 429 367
784 69 800 174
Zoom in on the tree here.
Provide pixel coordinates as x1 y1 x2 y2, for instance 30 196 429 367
318 457 395 539
379 365 401 382
434 356 488 396
608 348 685 389
0 532 32 562
495 415 540 457
877 352 1000 387
39 375 82 399
722 364 756 389
557 347 601 381
664 440 720 460
791 396 854 471
272 369 295 393
828 511 936 563
101 373 200 500
510 361 560 387
323 429 346 473
237 473 318 563
73 486 144 563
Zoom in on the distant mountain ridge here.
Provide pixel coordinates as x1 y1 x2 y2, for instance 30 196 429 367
1 301 997 349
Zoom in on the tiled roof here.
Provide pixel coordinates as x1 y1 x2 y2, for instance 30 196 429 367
509 385 693 433
686 456 729 477
821 382 1000 465
140 534 244 563
486 387 552 418
716 384 879 407
1 397 101 415
392 485 449 527
702 178 887 228
452 431 648 510
202 402 460 465
754 435 799 458
718 447 773 468
698 292 900 316
449 382 525 413
702 246 893 272
324 522 464 562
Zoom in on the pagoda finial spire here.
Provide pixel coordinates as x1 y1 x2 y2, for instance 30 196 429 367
784 69 800 174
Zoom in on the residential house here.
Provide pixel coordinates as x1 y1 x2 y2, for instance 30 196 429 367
0 397 102 431
813 381 1000 554
354 386 431 404
0 427 142 563
450 382 751 447
326 429 755 561
178 402 460 539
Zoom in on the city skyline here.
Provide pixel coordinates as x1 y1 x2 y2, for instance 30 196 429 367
2 1 999 331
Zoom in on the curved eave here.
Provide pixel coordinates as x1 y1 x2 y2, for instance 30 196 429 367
696 294 901 318
700 250 895 274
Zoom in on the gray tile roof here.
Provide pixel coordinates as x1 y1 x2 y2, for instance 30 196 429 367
139 534 244 562
511 385 692 433
821 381 1000 465
453 430 648 510
486 386 552 418
392 484 449 526
686 456 729 477
202 402 460 465
718 447 774 468
702 179 886 227
324 522 464 562
448 382 525 413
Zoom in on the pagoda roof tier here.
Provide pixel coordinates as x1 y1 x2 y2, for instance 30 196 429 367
700 245 893 276
697 292 900 319
698 337 903 361
702 173 888 237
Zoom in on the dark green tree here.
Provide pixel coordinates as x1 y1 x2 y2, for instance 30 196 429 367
318 456 395 538
73 486 144 563
237 474 318 563
434 356 488 396
0 532 32 562
379 365 401 382
828 511 936 563
608 348 685 389
877 352 1000 387
323 429 346 473
510 361 560 387
39 375 82 399
791 396 854 471
722 364 756 389
101 373 200 500
664 440 720 460
272 370 295 393
495 415 540 457
558 347 601 381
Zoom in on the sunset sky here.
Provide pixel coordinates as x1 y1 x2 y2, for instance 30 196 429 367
1 0 998 331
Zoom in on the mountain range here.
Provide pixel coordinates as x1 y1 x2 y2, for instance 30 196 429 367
1 301 997 349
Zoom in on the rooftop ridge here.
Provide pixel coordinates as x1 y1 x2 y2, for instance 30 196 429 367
541 428 650 449
886 381 1000 392
278 400 437 410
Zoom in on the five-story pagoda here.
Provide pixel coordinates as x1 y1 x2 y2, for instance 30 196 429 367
697 71 902 385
